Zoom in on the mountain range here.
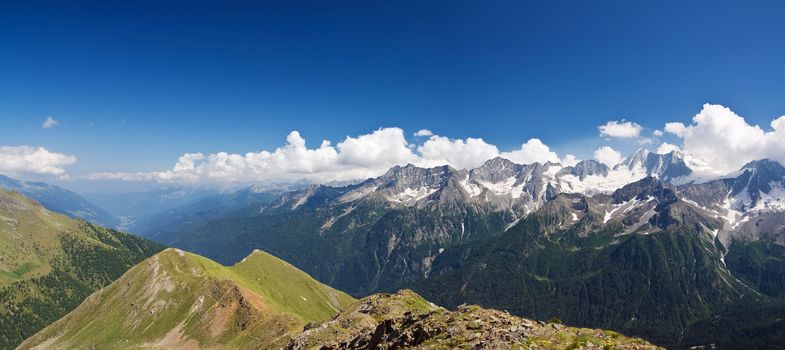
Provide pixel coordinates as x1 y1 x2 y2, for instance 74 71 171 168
0 174 118 228
127 149 785 348
4 147 785 348
140 149 713 291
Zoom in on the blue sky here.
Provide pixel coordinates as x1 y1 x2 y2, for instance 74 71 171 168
2 0 785 191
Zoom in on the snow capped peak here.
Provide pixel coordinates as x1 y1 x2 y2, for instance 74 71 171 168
471 157 525 183
378 164 456 187
559 160 610 180
739 158 785 174
325 150 693 210
332 163 466 206
479 156 518 169
623 148 652 169
275 147 785 228
725 159 785 211
617 148 692 182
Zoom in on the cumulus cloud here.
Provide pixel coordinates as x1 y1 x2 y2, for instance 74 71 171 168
336 128 416 168
660 104 785 176
637 138 653 146
88 129 580 184
500 138 562 164
90 128 421 184
42 117 59 129
664 122 686 137
593 146 623 167
561 154 580 167
0 146 76 176
417 136 499 169
598 120 643 138
83 103 785 185
413 129 433 137
656 142 681 154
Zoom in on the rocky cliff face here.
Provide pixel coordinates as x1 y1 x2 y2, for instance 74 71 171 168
559 159 610 180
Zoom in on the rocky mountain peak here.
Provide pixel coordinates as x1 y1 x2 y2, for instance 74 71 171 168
470 157 525 183
729 159 785 210
619 148 692 181
561 159 610 180
739 158 785 175
612 176 671 204
622 148 652 168
378 164 457 190
479 156 517 169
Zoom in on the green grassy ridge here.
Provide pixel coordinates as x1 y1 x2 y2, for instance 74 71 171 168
177 248 355 323
0 189 164 349
18 248 354 349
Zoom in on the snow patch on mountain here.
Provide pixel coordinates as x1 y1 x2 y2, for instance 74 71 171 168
459 176 483 197
476 177 517 196
339 185 378 203
752 182 785 211
559 166 648 195
387 186 438 204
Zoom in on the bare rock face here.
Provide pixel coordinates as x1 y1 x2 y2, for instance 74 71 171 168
287 290 660 350
558 160 610 180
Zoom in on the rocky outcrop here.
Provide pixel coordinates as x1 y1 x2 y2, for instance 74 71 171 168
287 290 660 350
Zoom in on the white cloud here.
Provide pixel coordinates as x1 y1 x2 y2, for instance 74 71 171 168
417 136 499 169
0 146 76 176
561 154 580 167
593 146 623 167
598 120 643 138
656 142 681 154
81 104 785 185
88 129 578 184
88 128 419 184
500 138 561 165
637 137 653 145
664 122 686 137
42 117 59 129
336 128 416 168
661 104 785 176
413 129 433 137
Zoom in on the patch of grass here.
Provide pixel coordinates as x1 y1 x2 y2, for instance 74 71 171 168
546 317 563 324
565 335 604 350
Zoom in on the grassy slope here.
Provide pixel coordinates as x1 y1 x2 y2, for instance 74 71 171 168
18 248 354 349
0 190 164 348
